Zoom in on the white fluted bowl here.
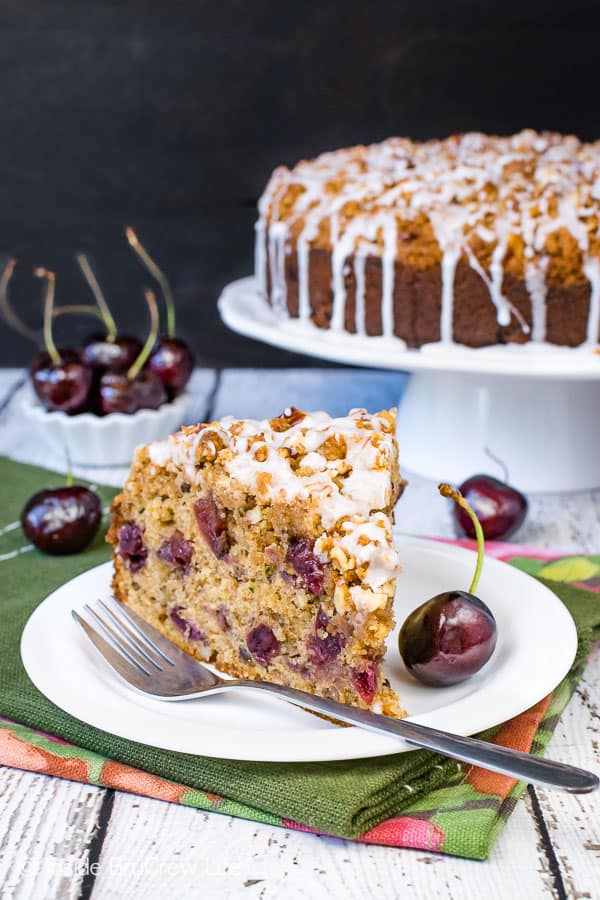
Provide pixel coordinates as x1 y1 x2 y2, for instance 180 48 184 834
22 388 194 467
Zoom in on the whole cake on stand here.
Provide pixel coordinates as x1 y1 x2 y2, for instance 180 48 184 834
219 130 600 491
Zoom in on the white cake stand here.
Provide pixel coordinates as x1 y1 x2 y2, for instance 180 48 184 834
218 276 600 492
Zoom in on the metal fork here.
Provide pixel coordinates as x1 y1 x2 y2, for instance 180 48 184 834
72 598 599 794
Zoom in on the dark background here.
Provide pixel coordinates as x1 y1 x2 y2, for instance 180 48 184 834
1 0 599 366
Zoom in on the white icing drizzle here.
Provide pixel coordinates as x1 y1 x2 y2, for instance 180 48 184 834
255 130 600 347
525 256 549 342
583 257 600 345
353 250 366 335
147 408 400 606
381 214 398 337
254 219 267 299
440 248 460 344
489 239 512 327
296 231 312 320
464 241 531 335
267 221 288 314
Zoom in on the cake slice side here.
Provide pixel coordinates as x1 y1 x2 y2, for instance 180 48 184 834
107 407 406 716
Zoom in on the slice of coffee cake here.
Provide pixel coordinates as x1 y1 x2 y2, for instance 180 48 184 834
108 407 406 716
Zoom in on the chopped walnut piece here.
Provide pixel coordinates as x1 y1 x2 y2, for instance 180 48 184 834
269 406 306 432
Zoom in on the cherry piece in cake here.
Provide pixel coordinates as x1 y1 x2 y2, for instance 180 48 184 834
194 497 229 558
287 538 325 595
117 523 148 571
246 624 280 665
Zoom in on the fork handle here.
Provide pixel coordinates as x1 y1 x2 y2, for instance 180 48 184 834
229 680 598 794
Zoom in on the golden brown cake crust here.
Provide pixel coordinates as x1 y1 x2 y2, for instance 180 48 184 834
256 130 600 347
108 407 407 717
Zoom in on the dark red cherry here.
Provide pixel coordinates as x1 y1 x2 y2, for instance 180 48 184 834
81 333 143 373
170 607 207 642
21 485 102 554
148 336 194 396
117 523 148 571
246 624 280 665
455 475 527 541
132 369 167 410
307 607 345 666
98 372 139 415
352 662 379 704
29 350 92 414
194 497 229 558
98 369 166 415
287 538 325 596
29 347 80 376
158 531 194 573
398 590 497 686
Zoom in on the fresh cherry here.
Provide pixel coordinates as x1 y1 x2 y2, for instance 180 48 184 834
97 289 167 414
98 368 166 415
131 369 167 409
455 475 527 541
21 485 102 555
97 372 139 415
30 349 92 414
398 590 497 687
29 270 93 413
76 254 143 374
148 336 194 396
81 333 143 374
398 483 497 686
29 347 80 375
126 227 194 395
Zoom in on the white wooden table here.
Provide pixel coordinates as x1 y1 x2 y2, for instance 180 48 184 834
0 367 598 900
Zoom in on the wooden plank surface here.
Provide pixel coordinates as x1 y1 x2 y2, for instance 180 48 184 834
0 770 106 900
88 791 555 900
0 368 598 900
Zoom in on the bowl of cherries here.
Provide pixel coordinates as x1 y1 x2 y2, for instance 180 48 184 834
15 231 196 466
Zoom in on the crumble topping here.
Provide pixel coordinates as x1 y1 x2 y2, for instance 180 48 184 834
147 407 400 610
256 130 600 345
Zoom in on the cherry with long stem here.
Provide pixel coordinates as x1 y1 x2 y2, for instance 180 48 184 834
0 259 42 345
52 304 105 320
30 268 93 413
35 268 60 365
126 227 176 337
76 253 118 342
128 288 160 379
125 227 194 395
97 289 166 415
397 482 496 687
438 482 484 593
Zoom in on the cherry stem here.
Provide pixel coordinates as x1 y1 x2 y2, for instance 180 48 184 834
76 253 118 341
35 268 61 365
125 227 175 337
484 445 510 485
127 288 159 380
0 259 42 345
53 304 105 320
438 483 485 594
65 449 73 488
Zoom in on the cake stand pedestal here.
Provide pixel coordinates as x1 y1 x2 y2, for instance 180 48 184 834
218 276 600 493
396 372 600 493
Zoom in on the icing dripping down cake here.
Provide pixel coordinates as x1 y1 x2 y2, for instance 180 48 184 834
108 407 407 716
255 130 600 348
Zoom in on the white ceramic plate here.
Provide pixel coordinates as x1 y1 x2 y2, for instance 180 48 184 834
21 536 577 762
219 276 600 380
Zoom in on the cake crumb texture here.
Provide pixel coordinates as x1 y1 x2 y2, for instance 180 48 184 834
108 407 407 716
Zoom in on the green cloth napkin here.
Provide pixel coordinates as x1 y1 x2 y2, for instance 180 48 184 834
0 456 598 849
